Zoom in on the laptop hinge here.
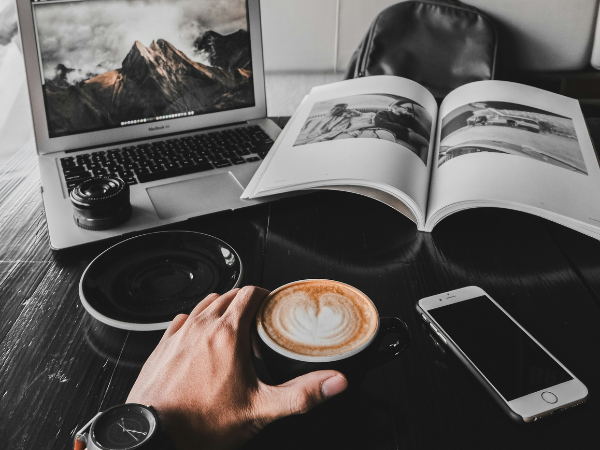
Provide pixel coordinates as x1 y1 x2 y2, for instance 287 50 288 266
64 121 250 154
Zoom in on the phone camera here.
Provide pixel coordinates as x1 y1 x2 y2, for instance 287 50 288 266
70 176 132 231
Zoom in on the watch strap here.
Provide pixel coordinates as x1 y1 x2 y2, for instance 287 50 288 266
147 406 178 450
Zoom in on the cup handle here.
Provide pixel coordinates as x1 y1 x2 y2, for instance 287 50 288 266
375 317 411 365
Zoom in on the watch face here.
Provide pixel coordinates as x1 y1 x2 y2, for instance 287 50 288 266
91 404 157 450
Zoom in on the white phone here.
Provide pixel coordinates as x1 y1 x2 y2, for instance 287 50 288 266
417 286 588 423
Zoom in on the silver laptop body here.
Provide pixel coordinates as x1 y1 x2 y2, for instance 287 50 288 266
16 0 279 249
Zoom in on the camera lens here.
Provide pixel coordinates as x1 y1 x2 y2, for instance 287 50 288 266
70 177 132 231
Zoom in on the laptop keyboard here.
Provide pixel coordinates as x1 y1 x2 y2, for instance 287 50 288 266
60 125 274 194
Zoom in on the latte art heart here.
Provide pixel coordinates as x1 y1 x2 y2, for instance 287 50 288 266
276 293 360 347
257 280 378 358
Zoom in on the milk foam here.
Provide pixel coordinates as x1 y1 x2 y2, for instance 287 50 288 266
258 281 378 358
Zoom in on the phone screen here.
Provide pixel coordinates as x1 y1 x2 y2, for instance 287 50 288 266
428 295 573 401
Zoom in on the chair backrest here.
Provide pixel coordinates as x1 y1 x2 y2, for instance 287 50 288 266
344 0 498 100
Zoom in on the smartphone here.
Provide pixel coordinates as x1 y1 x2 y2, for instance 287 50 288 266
417 286 588 423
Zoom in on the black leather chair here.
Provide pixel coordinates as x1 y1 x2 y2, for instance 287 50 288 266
345 0 499 101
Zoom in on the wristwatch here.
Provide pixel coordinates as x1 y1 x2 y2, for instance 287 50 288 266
74 403 177 450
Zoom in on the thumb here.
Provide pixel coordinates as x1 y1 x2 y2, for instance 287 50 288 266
259 371 348 421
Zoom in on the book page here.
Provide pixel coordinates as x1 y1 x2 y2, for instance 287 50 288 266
242 76 437 225
426 81 600 232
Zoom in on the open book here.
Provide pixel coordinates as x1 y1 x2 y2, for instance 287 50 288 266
242 76 600 240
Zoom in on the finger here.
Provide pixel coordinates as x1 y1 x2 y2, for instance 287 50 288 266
203 288 241 316
188 293 221 318
223 286 270 328
250 332 262 360
257 371 347 423
160 313 189 342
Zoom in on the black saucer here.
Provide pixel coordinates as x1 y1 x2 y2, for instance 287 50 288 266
80 231 242 330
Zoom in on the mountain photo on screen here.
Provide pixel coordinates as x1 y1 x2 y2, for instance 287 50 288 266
293 93 432 165
35 0 254 138
438 101 587 175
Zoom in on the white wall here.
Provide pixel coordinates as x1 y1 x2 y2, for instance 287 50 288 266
261 0 339 72
261 0 600 73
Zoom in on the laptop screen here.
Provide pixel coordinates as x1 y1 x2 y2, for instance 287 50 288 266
31 0 255 139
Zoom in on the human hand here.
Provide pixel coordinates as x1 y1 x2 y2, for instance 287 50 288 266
126 286 348 450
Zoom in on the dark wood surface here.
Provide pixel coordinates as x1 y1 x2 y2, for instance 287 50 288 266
2 118 600 450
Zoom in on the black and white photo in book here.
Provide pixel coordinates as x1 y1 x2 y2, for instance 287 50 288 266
293 94 433 164
438 101 587 174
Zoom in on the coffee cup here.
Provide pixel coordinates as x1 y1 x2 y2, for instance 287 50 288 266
254 279 410 386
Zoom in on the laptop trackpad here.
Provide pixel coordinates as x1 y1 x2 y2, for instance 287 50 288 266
147 172 243 220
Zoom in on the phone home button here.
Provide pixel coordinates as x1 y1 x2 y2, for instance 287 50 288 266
541 391 558 404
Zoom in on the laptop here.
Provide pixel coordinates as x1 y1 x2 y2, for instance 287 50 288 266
16 0 280 249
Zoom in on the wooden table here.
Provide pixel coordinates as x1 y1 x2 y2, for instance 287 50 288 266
1 119 600 450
